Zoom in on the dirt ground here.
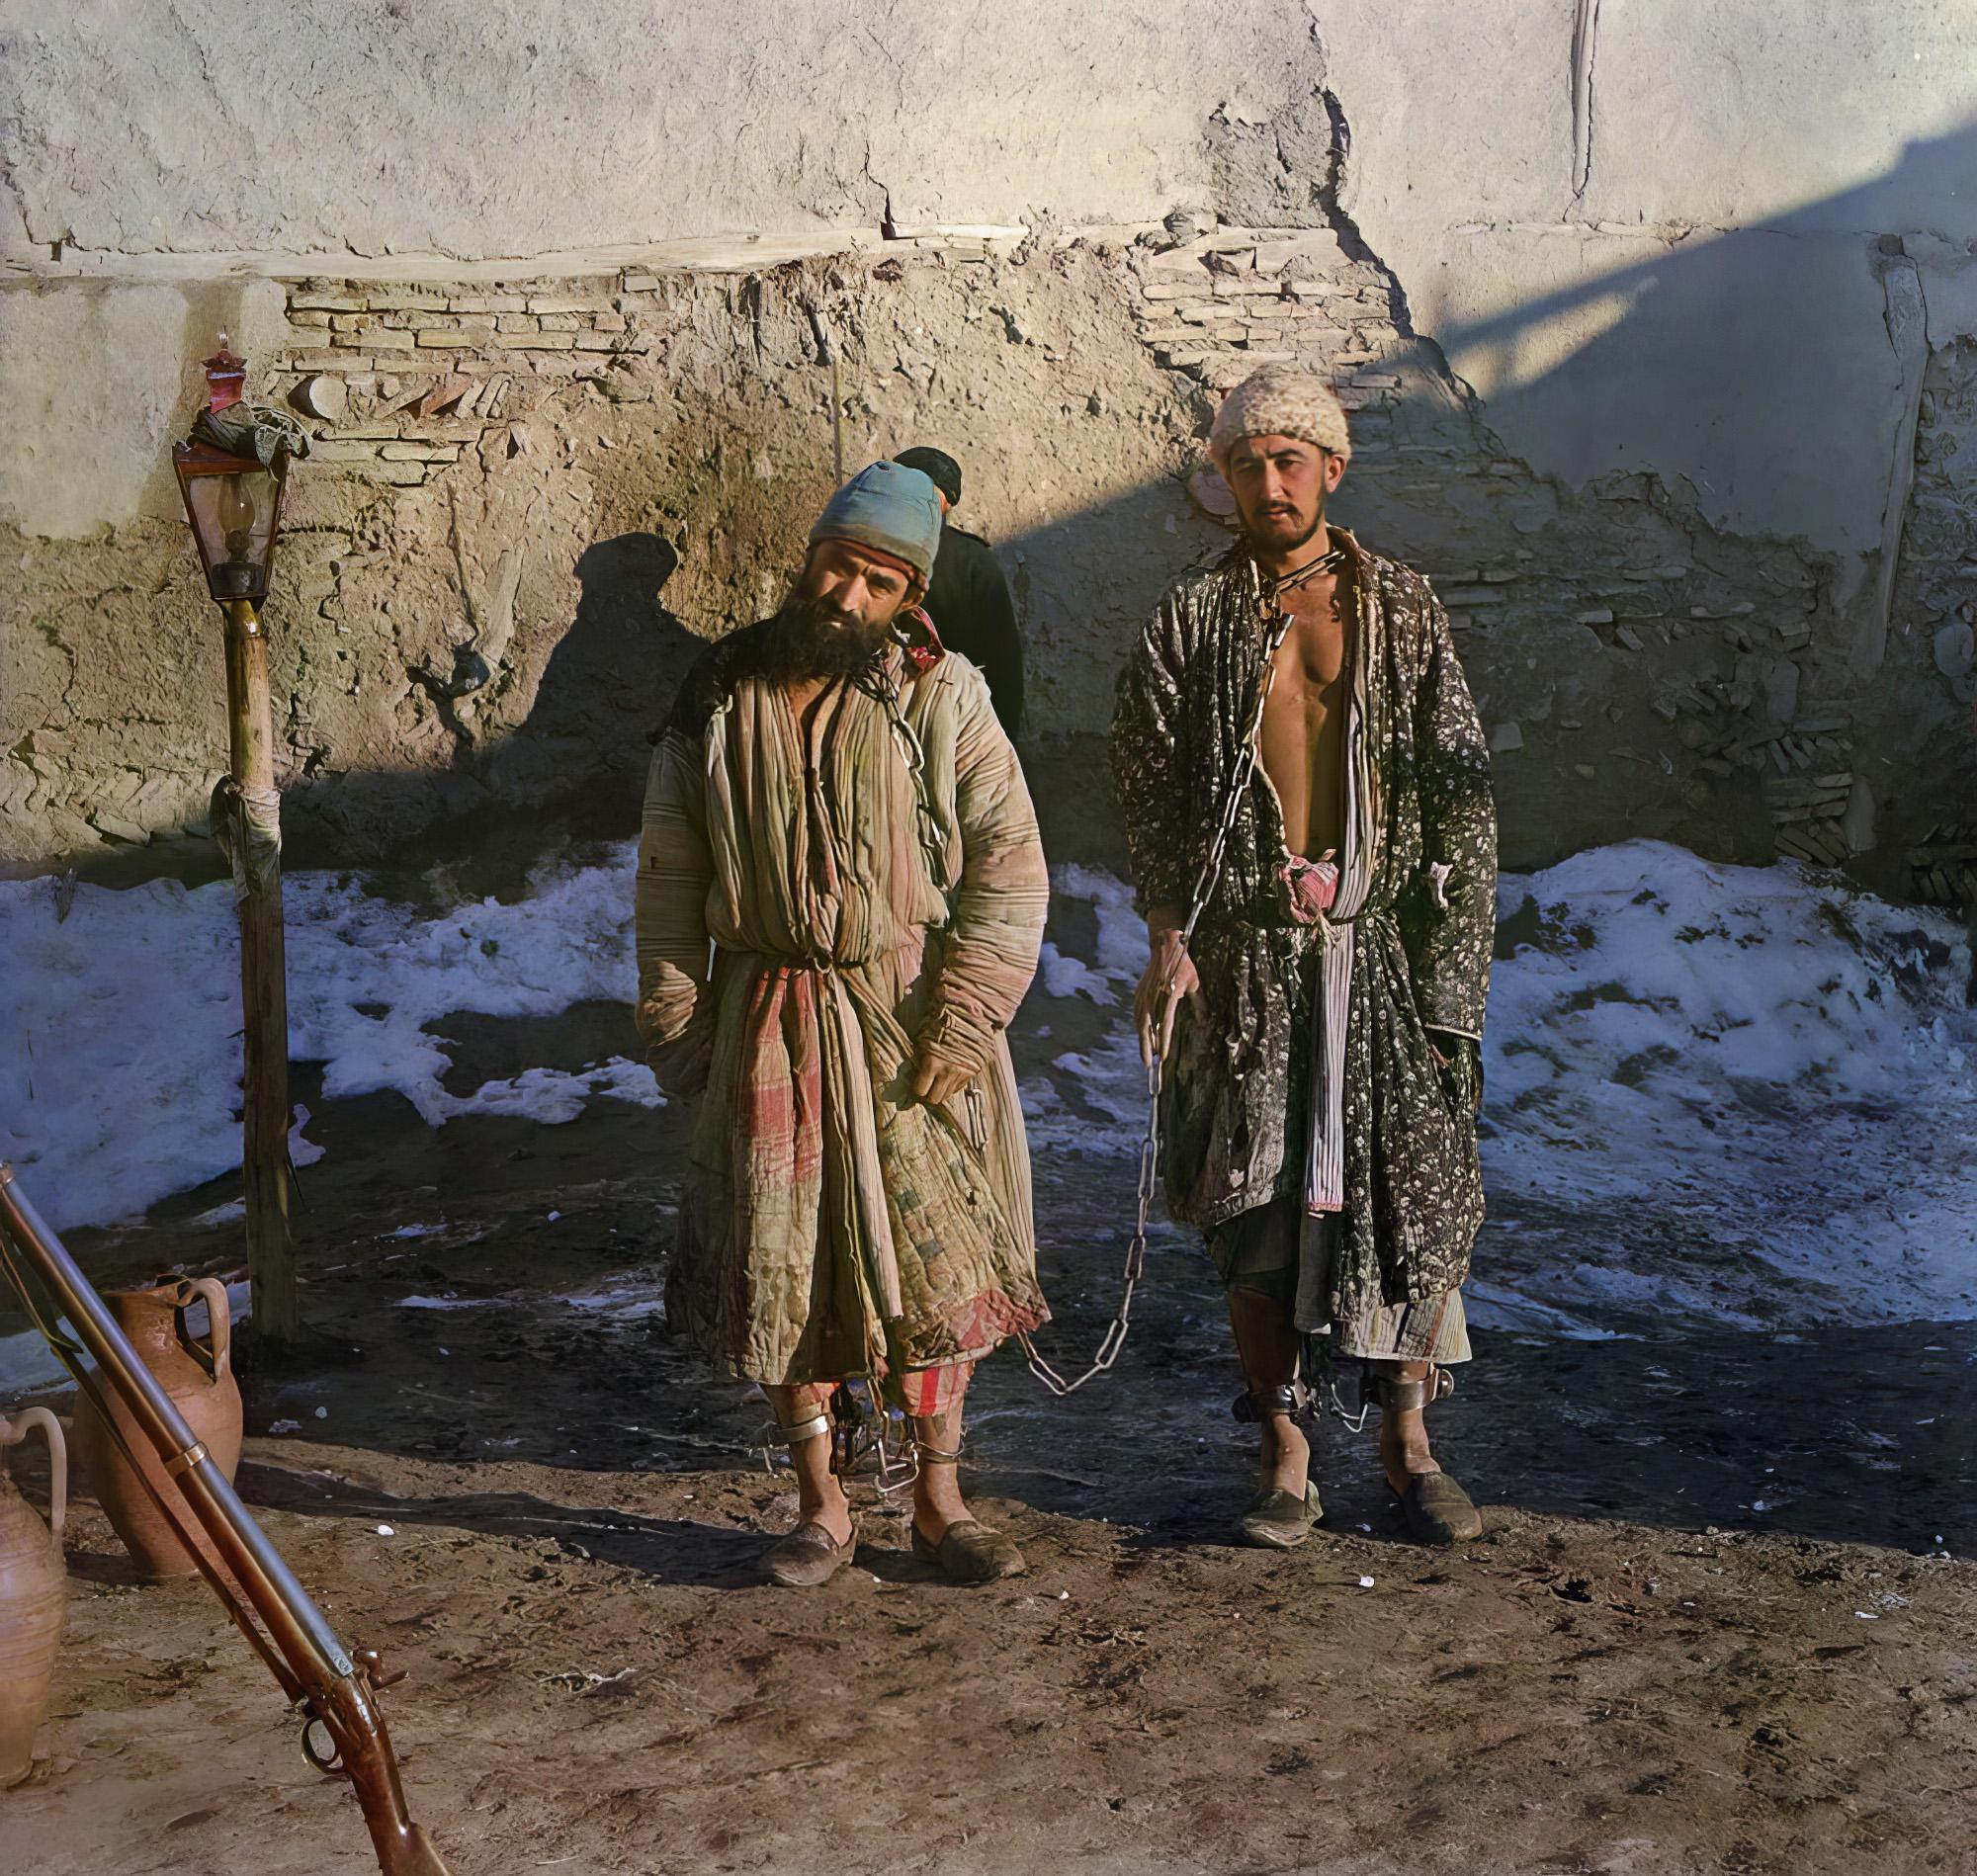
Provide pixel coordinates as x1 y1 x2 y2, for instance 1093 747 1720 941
6 1016 1977 1875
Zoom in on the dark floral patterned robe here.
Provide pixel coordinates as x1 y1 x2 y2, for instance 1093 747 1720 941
1110 528 1498 1326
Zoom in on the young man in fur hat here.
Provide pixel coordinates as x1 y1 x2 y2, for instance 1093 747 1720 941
636 461 1050 1586
1112 367 1498 1548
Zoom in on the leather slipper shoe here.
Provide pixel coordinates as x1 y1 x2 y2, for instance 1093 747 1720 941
910 1517 1026 1582
1237 1480 1324 1549
764 1519 857 1587
1398 1471 1483 1546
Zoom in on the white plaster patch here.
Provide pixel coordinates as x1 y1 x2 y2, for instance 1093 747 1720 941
0 286 186 536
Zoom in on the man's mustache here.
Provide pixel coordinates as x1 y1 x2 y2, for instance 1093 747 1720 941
754 590 894 682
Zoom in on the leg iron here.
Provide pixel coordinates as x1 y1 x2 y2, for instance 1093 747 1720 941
755 1407 830 1474
1365 1363 1484 1547
1231 1380 1316 1427
757 1400 859 1589
1231 1379 1324 1549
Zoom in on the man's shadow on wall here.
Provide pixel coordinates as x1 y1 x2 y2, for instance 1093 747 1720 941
480 532 702 825
285 531 702 874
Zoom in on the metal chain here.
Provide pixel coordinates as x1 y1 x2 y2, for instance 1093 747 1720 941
752 1379 924 1493
1306 1332 1376 1433
1017 1043 1164 1395
863 656 957 925
1020 556 1334 1397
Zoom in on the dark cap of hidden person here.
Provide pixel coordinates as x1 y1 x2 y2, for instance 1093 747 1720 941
894 446 962 511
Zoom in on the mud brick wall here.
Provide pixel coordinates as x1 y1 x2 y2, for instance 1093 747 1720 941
0 227 1955 895
279 281 655 486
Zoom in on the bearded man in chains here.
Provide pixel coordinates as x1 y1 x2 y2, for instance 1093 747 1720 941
637 461 1050 1586
1112 367 1498 1547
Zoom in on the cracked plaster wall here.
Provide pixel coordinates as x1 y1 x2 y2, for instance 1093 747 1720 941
1 2 1322 257
3 2 1975 897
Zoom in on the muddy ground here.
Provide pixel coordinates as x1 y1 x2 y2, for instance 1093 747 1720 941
5 995 1977 1875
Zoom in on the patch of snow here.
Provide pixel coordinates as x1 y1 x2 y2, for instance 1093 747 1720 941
1034 870 1146 1007
1059 864 1153 981
0 1327 70 1400
1037 943 1113 1002
1476 841 1977 1332
4 839 1971 1342
0 843 656 1229
289 1102 326 1168
560 1279 665 1321
1020 1024 1155 1159
1023 868 1156 1156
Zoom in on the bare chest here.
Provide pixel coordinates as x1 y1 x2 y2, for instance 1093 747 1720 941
1262 584 1348 725
1256 580 1352 855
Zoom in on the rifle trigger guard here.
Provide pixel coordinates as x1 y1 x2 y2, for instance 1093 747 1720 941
300 1704 344 1774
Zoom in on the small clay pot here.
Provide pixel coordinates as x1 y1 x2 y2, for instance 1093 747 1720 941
72 1278 241 1580
0 1407 67 1787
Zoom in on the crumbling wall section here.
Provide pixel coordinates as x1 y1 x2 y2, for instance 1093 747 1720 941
1888 337 1977 906
1 237 1218 868
7 220 1948 885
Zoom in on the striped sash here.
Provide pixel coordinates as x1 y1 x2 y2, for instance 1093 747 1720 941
1301 609 1378 1214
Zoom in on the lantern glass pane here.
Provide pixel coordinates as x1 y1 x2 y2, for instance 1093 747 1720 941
185 465 281 601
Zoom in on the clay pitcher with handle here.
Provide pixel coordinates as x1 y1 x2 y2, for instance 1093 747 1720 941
0 1407 67 1787
73 1278 242 1579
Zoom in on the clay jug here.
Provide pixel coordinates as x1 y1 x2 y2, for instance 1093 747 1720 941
0 1407 67 1787
73 1277 242 1579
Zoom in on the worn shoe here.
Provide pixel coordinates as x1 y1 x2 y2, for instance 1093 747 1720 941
763 1519 857 1587
1237 1480 1324 1549
1398 1471 1484 1546
910 1517 1026 1582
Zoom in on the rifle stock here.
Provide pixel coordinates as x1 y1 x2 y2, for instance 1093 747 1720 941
0 1163 451 1876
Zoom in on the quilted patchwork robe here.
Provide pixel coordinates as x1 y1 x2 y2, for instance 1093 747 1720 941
635 626 1051 1395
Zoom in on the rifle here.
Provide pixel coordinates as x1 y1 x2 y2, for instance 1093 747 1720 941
0 1163 450 1875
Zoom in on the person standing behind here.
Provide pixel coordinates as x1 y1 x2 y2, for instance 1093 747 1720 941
895 446 1026 738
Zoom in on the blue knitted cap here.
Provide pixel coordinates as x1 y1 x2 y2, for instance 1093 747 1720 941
808 461 943 585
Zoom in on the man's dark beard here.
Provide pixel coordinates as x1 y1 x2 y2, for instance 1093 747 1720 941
753 592 895 684
1243 501 1325 558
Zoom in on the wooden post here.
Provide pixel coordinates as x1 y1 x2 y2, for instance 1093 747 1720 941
221 597 298 1343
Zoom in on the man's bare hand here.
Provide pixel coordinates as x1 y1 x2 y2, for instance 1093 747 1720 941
1135 923 1202 1067
912 1053 972 1107
648 1027 713 1099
